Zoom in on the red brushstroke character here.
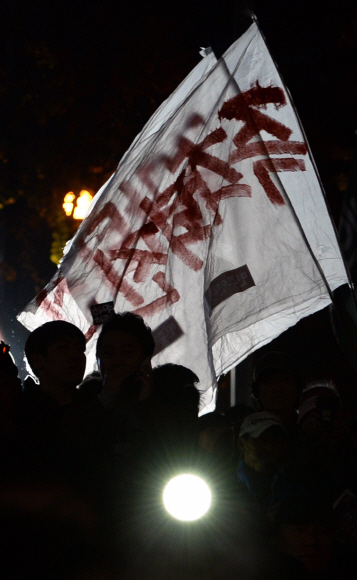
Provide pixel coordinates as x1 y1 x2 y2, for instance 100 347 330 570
219 82 307 206
102 114 252 315
135 119 251 271
45 85 309 322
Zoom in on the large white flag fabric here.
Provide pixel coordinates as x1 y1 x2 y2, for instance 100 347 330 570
18 22 349 412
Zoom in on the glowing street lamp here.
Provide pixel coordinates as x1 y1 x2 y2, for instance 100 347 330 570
163 474 212 521
73 190 93 219
62 190 93 220
63 192 75 216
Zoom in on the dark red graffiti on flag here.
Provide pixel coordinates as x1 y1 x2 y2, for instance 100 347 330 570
37 297 68 322
111 85 307 314
130 120 251 272
84 325 97 342
93 248 144 307
84 113 252 318
133 271 180 318
73 201 129 252
139 172 211 271
35 276 97 343
35 275 69 321
218 82 307 206
35 83 309 324
219 82 291 142
53 277 70 308
254 157 306 206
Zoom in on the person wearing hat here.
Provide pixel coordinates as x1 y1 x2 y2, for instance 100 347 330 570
252 351 302 432
294 380 357 506
237 411 291 515
298 380 342 446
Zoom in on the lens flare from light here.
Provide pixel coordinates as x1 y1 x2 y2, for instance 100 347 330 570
163 474 211 521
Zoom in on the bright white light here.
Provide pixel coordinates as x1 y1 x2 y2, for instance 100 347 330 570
163 474 211 521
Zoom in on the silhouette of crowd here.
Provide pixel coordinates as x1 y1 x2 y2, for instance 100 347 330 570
1 312 357 579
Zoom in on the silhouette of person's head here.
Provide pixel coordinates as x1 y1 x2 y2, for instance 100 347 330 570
153 363 200 422
96 312 155 403
25 321 86 403
252 352 302 425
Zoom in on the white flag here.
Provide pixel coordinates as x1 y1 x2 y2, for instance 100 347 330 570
18 23 348 412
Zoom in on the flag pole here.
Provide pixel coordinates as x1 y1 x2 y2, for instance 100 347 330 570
230 367 236 407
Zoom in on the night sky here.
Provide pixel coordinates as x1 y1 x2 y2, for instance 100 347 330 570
1 0 357 394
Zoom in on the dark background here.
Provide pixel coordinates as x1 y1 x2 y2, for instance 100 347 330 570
1 0 357 402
